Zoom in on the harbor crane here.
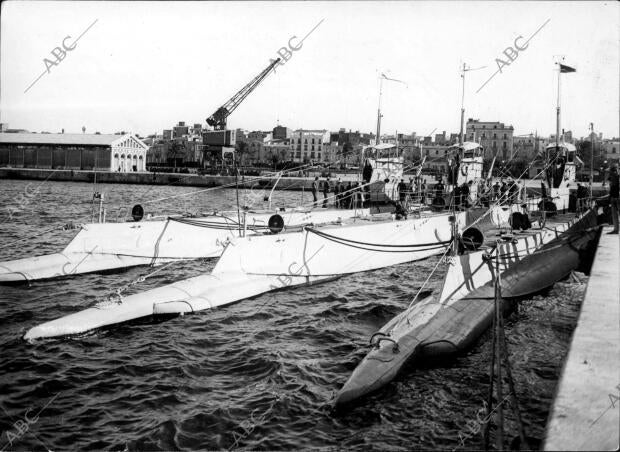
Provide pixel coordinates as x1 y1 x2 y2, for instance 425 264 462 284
206 58 282 131
203 58 281 168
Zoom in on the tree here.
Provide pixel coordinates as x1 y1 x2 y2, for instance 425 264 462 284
271 152 280 170
167 141 185 168
236 141 249 167
506 159 528 178
279 149 288 166
579 140 605 172
342 142 353 165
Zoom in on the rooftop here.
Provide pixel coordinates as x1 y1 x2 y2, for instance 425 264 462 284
0 132 135 146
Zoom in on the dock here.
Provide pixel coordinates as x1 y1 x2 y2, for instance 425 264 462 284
0 167 367 191
544 227 619 451
0 167 611 198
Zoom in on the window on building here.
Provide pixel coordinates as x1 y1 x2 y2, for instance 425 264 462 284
493 133 497 139
435 150 439 156
503 134 507 139
312 138 315 144
482 133 486 138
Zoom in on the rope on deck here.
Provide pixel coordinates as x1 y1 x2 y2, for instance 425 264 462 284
304 226 452 253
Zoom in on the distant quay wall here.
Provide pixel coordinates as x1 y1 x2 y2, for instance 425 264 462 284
0 168 315 191
0 167 610 196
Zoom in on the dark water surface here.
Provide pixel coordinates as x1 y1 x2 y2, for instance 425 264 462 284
0 179 586 450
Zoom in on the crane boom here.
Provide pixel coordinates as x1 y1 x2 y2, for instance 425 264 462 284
206 58 281 130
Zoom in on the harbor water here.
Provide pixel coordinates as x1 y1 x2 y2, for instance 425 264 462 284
0 179 588 450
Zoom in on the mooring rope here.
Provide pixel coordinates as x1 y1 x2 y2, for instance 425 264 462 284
168 216 256 231
304 226 452 253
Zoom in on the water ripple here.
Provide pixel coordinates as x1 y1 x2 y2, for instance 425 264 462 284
0 180 587 450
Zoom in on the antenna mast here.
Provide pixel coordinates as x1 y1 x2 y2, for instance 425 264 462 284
376 76 383 145
460 63 466 146
589 122 595 198
459 63 486 146
556 64 561 148
375 73 407 146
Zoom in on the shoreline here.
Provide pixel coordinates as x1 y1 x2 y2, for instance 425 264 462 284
0 167 610 196
0 167 313 191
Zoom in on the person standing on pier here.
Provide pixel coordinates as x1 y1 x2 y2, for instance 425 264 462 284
311 177 319 207
334 178 342 208
492 180 500 201
435 179 445 198
608 165 619 234
344 181 353 208
322 177 331 208
353 181 362 209
350 182 357 208
500 179 508 202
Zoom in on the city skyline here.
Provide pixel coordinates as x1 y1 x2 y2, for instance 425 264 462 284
1 1 618 139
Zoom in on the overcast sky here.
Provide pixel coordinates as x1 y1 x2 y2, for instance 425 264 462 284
1 1 618 139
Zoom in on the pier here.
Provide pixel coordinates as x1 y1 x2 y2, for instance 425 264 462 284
544 227 619 451
0 167 334 191
0 167 610 197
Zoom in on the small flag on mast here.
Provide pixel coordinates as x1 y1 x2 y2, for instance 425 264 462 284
559 63 576 73
381 73 407 85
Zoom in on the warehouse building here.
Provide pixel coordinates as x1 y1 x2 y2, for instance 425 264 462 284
0 133 148 172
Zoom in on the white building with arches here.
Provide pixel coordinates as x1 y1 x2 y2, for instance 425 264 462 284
111 134 149 172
